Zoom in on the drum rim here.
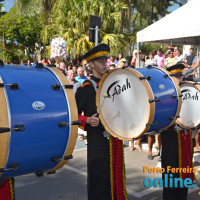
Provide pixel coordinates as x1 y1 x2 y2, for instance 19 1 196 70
46 67 78 172
96 67 155 141
176 81 200 129
0 76 10 177
155 67 182 129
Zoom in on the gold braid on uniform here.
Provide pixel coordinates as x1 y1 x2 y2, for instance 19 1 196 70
109 136 114 200
122 141 128 199
8 178 15 200
177 130 182 178
190 130 197 181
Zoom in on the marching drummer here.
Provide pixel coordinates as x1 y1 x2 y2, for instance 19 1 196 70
75 44 128 200
161 63 195 200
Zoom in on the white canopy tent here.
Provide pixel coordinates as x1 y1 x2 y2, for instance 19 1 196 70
137 0 200 45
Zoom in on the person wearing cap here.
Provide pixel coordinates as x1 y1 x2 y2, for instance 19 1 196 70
160 63 195 200
75 44 127 200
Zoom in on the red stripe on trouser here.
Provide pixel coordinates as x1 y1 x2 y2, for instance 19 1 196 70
180 130 193 181
115 139 124 199
111 137 125 199
0 178 12 200
111 137 116 199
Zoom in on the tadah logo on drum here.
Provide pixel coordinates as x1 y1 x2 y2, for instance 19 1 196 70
181 89 199 101
107 78 131 101
32 101 46 110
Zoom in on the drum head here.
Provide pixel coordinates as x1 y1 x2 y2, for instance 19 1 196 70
177 81 200 128
96 68 154 140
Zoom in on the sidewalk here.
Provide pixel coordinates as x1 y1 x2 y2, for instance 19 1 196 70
15 142 200 200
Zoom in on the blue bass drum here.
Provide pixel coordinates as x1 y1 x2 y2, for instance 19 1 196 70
96 66 182 140
136 66 182 132
0 65 78 178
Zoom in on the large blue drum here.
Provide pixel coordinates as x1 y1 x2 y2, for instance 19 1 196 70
0 65 78 178
96 66 182 140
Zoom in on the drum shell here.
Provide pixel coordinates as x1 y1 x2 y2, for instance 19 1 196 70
0 65 78 177
136 67 181 132
177 81 200 128
96 67 181 140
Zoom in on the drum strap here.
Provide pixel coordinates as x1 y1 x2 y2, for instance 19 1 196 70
87 79 98 92
87 79 110 137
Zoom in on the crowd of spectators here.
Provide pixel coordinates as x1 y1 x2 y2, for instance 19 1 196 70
3 47 200 160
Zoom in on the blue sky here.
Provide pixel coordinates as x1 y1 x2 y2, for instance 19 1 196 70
4 1 180 12
4 0 14 12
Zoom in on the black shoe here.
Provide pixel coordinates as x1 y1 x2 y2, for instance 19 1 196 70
148 155 153 160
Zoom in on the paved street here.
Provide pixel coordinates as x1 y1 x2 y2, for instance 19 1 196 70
14 139 200 200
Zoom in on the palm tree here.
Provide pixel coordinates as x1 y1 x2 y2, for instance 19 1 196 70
43 0 132 56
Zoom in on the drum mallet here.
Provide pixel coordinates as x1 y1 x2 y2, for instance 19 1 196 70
97 93 108 116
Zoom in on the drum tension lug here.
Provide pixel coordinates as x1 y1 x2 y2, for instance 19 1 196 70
0 83 19 90
172 94 177 98
14 125 25 131
193 82 199 85
122 66 128 69
58 121 68 127
170 115 180 120
147 65 153 68
35 63 44 68
173 94 183 98
47 171 56 175
51 84 61 90
35 171 44 177
106 70 109 73
58 120 81 127
0 163 19 173
0 127 11 133
146 121 157 127
51 155 73 163
163 74 169 78
9 83 19 90
64 85 74 89
149 98 160 103
139 76 151 80
115 137 119 140
71 120 81 125
0 125 25 133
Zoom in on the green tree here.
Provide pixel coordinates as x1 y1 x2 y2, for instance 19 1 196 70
3 0 186 60
42 0 132 57
0 5 42 63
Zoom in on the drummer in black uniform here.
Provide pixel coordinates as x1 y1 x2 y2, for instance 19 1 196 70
161 63 195 200
75 44 127 200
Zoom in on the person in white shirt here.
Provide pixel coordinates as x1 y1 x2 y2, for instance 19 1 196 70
145 52 157 66
175 49 185 62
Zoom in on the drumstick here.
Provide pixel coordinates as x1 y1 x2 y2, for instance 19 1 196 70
97 93 108 116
